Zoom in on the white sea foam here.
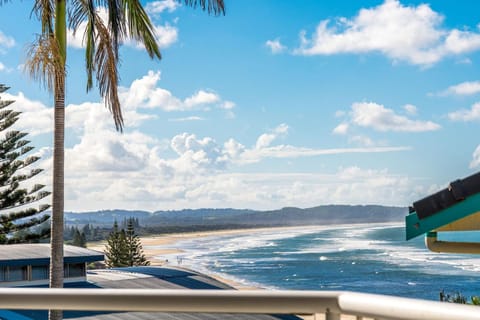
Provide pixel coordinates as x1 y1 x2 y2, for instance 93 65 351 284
157 222 480 293
311 224 480 276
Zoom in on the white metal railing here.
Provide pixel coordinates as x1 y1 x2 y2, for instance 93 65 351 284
0 288 479 320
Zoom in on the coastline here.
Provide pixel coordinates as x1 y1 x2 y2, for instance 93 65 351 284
87 222 404 291
86 224 399 320
87 225 318 289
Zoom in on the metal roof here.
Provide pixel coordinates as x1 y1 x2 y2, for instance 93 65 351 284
0 244 104 266
11 266 300 320
88 267 233 290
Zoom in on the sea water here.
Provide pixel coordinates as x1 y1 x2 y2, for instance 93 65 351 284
160 223 480 301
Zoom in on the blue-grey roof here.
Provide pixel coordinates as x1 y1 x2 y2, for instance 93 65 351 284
10 266 300 320
0 244 104 266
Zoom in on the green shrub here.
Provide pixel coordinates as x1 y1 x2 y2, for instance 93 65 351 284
440 290 479 305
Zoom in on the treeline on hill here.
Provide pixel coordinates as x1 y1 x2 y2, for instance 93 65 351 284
64 217 141 246
64 205 408 243
66 205 407 228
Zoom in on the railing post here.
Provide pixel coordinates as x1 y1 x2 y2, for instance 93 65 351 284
325 308 341 320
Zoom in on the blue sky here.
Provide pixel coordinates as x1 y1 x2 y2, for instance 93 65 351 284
1 0 480 212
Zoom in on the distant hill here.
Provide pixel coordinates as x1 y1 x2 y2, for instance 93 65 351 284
65 205 406 228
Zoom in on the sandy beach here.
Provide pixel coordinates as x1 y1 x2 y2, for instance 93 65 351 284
87 226 312 289
89 226 311 266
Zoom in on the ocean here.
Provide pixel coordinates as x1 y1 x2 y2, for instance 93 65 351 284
160 223 480 301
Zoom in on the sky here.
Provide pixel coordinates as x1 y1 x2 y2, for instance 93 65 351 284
1 0 480 212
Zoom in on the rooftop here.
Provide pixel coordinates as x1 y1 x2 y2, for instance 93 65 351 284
7 266 299 320
406 171 480 240
0 244 104 266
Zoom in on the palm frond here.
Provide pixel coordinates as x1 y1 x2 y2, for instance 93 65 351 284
31 0 55 34
122 0 161 59
93 15 124 131
106 0 126 57
182 0 225 15
69 0 97 91
24 34 65 93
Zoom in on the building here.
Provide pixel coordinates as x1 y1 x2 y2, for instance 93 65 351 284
0 244 299 320
405 171 480 253
0 244 103 287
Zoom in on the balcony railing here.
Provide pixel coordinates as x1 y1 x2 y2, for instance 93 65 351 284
0 288 479 320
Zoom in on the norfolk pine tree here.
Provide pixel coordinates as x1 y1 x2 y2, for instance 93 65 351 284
0 85 50 244
125 218 149 266
104 221 128 268
104 219 149 267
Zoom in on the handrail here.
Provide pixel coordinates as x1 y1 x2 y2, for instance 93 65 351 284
0 288 479 320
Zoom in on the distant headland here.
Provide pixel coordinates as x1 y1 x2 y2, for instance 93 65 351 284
65 205 406 234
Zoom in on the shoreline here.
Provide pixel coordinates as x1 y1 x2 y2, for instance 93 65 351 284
87 222 403 290
88 225 317 289
86 224 402 320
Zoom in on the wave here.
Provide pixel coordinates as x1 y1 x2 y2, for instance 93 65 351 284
155 222 480 297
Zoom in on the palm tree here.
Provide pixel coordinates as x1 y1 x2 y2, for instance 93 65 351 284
1 1 225 319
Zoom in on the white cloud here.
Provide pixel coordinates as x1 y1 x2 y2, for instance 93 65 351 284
67 8 178 50
240 145 410 164
170 133 228 173
3 71 234 139
150 24 178 48
67 129 157 172
255 124 289 149
59 120 411 210
168 116 205 122
1 91 150 136
0 62 12 73
221 101 235 110
292 0 480 66
146 0 180 14
184 90 221 108
443 29 480 54
121 70 231 111
223 139 246 160
448 102 480 121
403 104 417 115
441 81 480 96
333 122 349 135
0 30 15 49
345 102 440 132
1 76 414 212
121 71 181 110
471 145 480 168
1 92 53 136
159 166 416 210
265 38 287 54
220 101 236 118
348 135 376 147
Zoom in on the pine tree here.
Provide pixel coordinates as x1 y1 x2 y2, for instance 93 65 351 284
0 85 50 244
104 221 128 268
71 228 86 248
104 219 149 268
82 223 91 239
125 218 149 267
